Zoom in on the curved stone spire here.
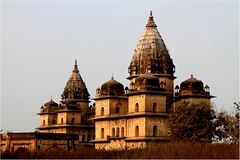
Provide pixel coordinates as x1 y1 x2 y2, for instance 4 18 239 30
61 60 90 101
128 11 175 77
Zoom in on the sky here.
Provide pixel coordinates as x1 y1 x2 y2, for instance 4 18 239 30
1 0 239 132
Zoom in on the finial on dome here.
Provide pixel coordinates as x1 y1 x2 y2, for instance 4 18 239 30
111 74 114 80
75 59 77 65
73 59 79 73
191 74 193 78
146 10 157 28
50 96 53 101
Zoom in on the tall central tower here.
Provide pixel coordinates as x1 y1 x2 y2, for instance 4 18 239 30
128 11 175 112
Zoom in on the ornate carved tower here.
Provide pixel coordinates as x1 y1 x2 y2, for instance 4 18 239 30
128 11 175 112
38 60 95 143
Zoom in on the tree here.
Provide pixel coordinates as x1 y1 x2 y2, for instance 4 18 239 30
214 102 239 143
169 102 216 142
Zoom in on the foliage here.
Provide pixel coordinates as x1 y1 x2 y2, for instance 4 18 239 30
1 142 239 159
169 102 216 142
214 102 239 143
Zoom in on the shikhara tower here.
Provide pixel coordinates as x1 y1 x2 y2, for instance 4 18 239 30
93 11 175 149
128 11 175 113
38 60 95 143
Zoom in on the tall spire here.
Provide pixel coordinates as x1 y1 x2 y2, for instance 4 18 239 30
146 10 157 28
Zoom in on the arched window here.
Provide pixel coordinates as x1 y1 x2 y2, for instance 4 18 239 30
71 118 75 124
135 126 139 137
153 125 158 136
52 119 56 124
93 135 95 140
43 120 45 126
116 102 122 114
116 107 120 113
153 103 157 112
101 107 104 116
121 127 124 137
116 127 120 137
112 128 115 137
101 128 104 138
82 135 85 142
135 103 139 112
87 135 91 141
61 118 63 124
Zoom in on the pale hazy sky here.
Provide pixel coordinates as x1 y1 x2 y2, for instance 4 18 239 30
1 1 239 132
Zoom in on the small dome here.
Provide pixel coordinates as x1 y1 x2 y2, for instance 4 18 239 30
44 99 58 107
135 74 160 91
41 98 58 113
180 75 204 92
100 76 124 96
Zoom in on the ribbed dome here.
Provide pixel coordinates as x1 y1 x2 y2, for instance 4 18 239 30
180 75 204 92
100 76 124 96
61 60 90 101
128 11 175 77
44 99 58 107
134 74 160 91
41 98 58 113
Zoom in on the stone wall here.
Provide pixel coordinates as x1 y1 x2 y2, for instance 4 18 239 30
0 132 81 153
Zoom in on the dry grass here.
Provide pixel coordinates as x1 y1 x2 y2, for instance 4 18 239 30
1 142 239 159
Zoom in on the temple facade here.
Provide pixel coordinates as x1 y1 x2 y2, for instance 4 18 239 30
92 11 214 149
0 11 215 153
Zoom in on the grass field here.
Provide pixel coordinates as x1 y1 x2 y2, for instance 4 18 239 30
1 142 239 159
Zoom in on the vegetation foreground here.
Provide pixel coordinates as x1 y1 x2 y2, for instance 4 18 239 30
1 142 239 159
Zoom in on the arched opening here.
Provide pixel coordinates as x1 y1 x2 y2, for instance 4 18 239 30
112 128 115 137
43 120 45 126
121 127 124 137
101 128 104 138
116 127 120 137
115 107 120 113
153 125 158 136
61 118 63 124
135 126 139 137
14 147 30 157
153 103 157 112
87 135 91 141
135 103 139 112
71 117 75 124
101 107 104 116
93 135 95 140
82 135 85 142
52 119 56 124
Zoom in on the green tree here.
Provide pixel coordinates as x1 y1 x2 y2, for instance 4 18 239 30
169 102 216 142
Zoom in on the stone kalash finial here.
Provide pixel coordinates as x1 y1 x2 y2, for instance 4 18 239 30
73 59 79 73
111 74 114 80
146 10 157 28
